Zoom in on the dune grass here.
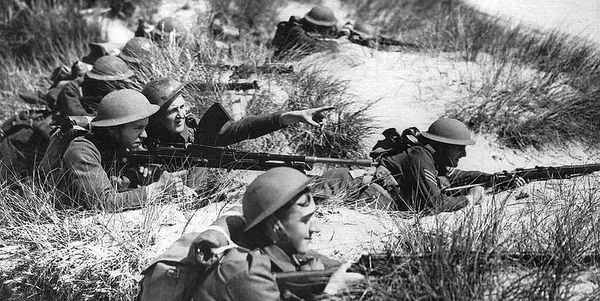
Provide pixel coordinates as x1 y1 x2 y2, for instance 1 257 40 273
350 0 600 150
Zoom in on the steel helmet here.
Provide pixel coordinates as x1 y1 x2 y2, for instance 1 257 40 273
153 17 188 38
243 167 313 231
81 42 109 65
119 37 158 63
421 118 475 146
86 56 134 81
91 89 160 127
303 5 338 27
353 23 375 39
141 77 186 109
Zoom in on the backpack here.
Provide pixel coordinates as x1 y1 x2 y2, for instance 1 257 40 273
0 109 56 185
369 127 422 161
271 16 302 52
137 209 245 301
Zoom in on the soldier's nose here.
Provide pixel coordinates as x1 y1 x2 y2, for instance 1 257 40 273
310 219 322 234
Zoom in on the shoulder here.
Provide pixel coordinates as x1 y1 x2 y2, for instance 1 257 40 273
59 79 82 97
218 248 274 280
406 145 432 159
63 135 100 162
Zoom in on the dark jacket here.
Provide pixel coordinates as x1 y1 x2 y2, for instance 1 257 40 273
379 144 488 212
272 16 338 59
146 106 284 147
193 245 338 301
40 129 147 212
56 77 132 117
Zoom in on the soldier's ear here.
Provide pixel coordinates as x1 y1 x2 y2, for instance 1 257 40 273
273 219 286 236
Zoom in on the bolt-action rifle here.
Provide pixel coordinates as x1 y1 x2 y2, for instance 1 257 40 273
275 249 600 297
201 63 294 79
186 80 260 92
444 163 600 194
121 143 374 185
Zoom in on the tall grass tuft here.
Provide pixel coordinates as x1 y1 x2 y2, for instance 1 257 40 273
281 67 376 159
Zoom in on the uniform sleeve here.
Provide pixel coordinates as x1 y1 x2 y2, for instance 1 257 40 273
214 113 284 146
400 147 468 211
446 168 493 187
57 80 87 117
63 139 147 212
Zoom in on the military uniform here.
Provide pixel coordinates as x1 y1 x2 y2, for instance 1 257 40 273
146 103 285 146
378 144 487 212
193 245 337 301
272 6 339 59
316 144 489 213
40 130 147 211
272 16 339 58
56 56 135 118
41 89 160 212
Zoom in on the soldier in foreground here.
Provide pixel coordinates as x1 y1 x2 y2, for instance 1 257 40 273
271 5 340 59
40 89 185 212
319 118 525 213
192 167 364 300
141 77 334 146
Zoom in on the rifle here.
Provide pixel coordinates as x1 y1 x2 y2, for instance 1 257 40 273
201 63 295 79
377 36 421 49
444 163 600 194
185 80 260 92
121 143 374 185
343 27 421 51
276 248 600 293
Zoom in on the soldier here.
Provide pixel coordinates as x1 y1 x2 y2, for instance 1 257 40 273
192 167 364 300
150 17 189 46
319 118 525 213
40 89 185 212
118 37 159 84
271 5 340 59
56 55 137 118
141 77 334 146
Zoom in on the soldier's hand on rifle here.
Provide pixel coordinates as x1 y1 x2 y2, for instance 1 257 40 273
146 170 188 200
493 174 527 192
323 261 365 295
279 106 335 128
510 176 527 188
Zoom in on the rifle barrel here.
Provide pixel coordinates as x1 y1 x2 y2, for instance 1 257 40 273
305 156 375 167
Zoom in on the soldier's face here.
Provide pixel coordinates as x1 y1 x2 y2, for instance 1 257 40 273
161 96 188 134
276 191 321 255
444 144 467 167
117 118 148 150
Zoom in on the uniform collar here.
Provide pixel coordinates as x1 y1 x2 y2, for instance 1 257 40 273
262 245 300 272
424 143 436 155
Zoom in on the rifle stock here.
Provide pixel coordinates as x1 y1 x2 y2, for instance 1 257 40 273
122 143 375 173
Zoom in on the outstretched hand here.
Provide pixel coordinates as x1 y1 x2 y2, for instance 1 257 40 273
279 106 335 127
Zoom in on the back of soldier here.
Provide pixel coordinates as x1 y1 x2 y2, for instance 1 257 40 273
0 109 55 186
